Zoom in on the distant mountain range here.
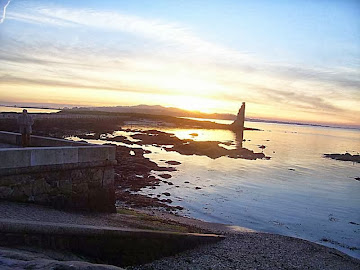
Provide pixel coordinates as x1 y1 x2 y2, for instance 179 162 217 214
3 103 358 130
71 104 237 120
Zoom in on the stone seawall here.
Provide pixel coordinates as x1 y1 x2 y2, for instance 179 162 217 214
0 131 117 212
0 161 116 212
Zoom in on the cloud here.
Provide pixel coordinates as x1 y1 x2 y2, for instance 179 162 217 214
2 3 359 125
6 4 255 64
0 0 10 24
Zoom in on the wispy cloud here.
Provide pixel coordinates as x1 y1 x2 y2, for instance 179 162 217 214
7 4 255 64
0 0 11 24
1 2 359 125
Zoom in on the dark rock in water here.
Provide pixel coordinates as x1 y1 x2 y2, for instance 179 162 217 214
221 141 233 146
195 187 202 190
349 221 360 225
165 160 182 165
258 145 266 149
159 174 172 179
355 177 360 181
78 133 101 140
289 168 295 171
167 182 174 185
105 135 134 145
163 192 171 196
324 153 360 163
184 181 190 184
130 129 268 160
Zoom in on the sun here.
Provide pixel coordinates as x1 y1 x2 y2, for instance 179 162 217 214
168 95 221 113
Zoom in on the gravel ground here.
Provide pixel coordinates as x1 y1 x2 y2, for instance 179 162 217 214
0 202 358 269
130 232 360 270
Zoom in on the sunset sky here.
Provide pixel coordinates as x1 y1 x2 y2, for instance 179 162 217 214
0 0 359 126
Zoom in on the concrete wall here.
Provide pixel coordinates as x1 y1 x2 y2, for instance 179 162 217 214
0 131 117 212
0 145 115 169
0 131 89 147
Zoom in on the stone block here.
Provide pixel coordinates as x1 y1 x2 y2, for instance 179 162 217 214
58 179 72 194
103 167 114 187
78 147 112 163
32 178 51 196
0 186 13 198
0 149 31 169
30 147 78 166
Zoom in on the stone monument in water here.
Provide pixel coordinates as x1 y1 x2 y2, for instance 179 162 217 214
230 102 246 148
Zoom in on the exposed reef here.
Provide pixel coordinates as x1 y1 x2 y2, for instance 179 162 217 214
324 153 360 163
123 129 268 160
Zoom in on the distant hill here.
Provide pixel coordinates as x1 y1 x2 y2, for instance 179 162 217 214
70 104 237 121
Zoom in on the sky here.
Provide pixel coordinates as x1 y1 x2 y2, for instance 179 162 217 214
0 0 359 127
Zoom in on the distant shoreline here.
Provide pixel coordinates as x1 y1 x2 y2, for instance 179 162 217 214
1 104 358 130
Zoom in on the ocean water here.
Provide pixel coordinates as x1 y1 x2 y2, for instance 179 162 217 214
71 120 360 258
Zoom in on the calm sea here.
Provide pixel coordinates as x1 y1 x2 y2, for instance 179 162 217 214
72 119 360 258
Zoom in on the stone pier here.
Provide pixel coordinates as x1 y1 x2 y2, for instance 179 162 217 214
0 131 116 212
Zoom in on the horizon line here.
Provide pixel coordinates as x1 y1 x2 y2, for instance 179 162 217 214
1 102 359 130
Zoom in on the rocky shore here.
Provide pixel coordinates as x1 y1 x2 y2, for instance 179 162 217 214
1 113 358 268
95 128 268 211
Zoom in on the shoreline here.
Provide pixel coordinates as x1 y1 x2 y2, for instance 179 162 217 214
0 201 358 269
133 206 360 260
0 113 359 266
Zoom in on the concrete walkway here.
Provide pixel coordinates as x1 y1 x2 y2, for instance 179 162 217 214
0 201 130 228
0 201 222 268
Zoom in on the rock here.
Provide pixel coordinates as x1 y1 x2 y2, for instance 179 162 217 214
324 153 360 163
195 187 202 190
349 221 360 225
354 177 360 181
159 174 172 179
163 192 171 196
184 181 190 184
165 160 182 165
288 168 295 171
